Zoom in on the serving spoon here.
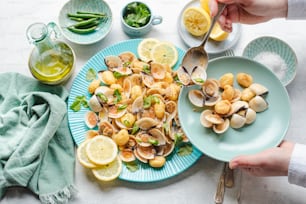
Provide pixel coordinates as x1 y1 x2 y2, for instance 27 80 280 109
181 3 226 78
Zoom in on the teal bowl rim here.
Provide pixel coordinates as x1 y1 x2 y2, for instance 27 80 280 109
58 0 113 45
242 36 297 86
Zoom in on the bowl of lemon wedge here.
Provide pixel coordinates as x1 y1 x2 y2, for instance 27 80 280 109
177 0 241 53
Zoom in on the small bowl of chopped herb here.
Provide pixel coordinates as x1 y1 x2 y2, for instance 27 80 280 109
243 36 297 86
58 0 112 45
121 1 162 37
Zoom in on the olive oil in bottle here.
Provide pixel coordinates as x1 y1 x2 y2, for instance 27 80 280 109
27 22 75 85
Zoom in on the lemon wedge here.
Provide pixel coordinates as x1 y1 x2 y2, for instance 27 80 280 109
86 135 118 165
183 7 211 37
210 22 229 41
137 38 160 62
200 0 210 14
77 139 97 169
92 156 122 181
151 42 178 67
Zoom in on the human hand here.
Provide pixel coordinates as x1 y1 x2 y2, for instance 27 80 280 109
209 0 288 32
229 140 294 176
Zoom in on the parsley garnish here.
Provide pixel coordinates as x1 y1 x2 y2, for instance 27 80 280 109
86 68 97 81
70 95 88 112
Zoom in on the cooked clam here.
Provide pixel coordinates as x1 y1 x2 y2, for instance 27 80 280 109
190 66 207 85
230 113 246 129
249 96 268 112
249 83 269 96
200 109 213 128
213 118 230 134
245 108 256 124
188 89 205 107
119 149 136 162
85 111 98 129
118 51 136 63
177 66 192 86
98 121 116 137
135 117 158 130
151 62 166 80
88 95 103 112
136 145 156 160
104 55 122 71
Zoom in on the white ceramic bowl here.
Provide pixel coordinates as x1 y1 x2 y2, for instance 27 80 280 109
243 36 297 86
58 0 112 45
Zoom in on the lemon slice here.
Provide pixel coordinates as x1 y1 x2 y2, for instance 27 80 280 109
151 42 178 67
210 22 229 41
77 139 97 168
92 156 122 181
86 135 118 165
137 38 160 62
183 7 211 37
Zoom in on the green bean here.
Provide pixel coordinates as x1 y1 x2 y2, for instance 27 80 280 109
67 13 104 19
69 17 84 21
76 20 100 29
67 25 97 34
76 11 106 17
71 18 98 28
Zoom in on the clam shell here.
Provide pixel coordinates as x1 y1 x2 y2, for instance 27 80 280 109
213 118 230 134
162 142 175 157
104 55 122 71
84 111 98 129
142 73 155 88
131 96 144 114
98 121 116 137
135 117 158 130
118 51 136 63
133 148 148 163
88 95 103 112
200 109 213 128
108 105 127 119
151 62 166 80
148 128 168 146
245 108 256 124
205 113 224 124
191 66 207 85
136 145 156 160
230 113 246 129
188 89 205 107
177 66 191 86
249 96 268 112
249 83 269 96
119 149 136 163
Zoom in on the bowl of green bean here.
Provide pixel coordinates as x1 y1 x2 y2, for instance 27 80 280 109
58 0 112 45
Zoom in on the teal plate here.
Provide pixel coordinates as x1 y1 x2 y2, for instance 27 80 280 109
58 0 112 45
178 56 291 162
243 36 297 86
68 39 202 182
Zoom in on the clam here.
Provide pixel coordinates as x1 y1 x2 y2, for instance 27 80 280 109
205 113 224 125
135 117 158 130
136 131 153 147
136 145 156 160
230 113 246 129
113 66 132 76
131 96 144 114
98 107 108 122
119 149 136 162
118 51 136 63
162 142 175 157
213 118 230 134
202 79 219 97
245 108 256 124
98 121 116 137
190 66 207 85
240 88 256 102
165 100 177 114
88 95 103 112
122 77 132 98
226 101 249 117
108 105 127 118
249 83 269 96
141 72 155 88
129 73 142 86
84 111 99 129
151 62 166 80
249 96 268 112
188 89 205 107
95 86 114 105
177 66 191 86
104 55 122 71
200 109 213 128
148 128 168 146
133 148 148 163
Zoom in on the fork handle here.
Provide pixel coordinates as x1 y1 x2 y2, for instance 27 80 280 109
214 165 225 204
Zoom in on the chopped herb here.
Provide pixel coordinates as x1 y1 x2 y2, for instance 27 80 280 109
70 95 88 112
148 138 159 146
143 95 159 109
173 75 183 85
123 61 131 67
113 89 122 104
118 104 128 111
86 68 97 81
174 132 184 145
125 161 139 172
96 93 108 103
113 71 125 79
142 64 151 74
123 2 151 28
177 143 193 156
131 124 139 135
123 120 131 127
194 78 205 83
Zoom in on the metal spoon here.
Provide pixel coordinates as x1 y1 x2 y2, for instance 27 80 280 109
181 3 226 75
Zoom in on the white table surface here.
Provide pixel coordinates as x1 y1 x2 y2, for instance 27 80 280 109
1 0 306 203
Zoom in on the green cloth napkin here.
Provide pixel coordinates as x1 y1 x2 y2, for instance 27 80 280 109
0 72 76 203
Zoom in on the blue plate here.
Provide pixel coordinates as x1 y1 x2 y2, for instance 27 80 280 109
58 0 112 45
68 39 202 182
178 56 291 162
